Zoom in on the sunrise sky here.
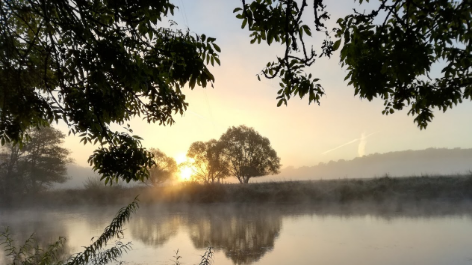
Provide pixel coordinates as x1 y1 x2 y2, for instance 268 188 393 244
58 0 472 169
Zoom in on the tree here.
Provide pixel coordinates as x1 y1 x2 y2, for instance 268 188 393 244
147 148 177 186
234 0 471 129
219 125 280 184
0 141 24 195
0 0 220 183
0 126 71 194
186 140 230 183
3 0 468 185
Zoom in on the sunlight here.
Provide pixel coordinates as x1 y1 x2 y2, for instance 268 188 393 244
174 152 195 181
180 166 193 181
175 153 187 164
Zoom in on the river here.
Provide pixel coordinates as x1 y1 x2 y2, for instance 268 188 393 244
1 202 472 265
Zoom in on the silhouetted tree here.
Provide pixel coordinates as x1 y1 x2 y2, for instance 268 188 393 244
0 126 71 195
186 140 229 183
0 0 220 184
147 148 178 186
219 125 281 184
235 0 471 129
3 0 467 186
0 143 24 195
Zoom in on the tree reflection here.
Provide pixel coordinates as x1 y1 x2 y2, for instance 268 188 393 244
186 205 282 265
129 212 181 247
0 211 72 264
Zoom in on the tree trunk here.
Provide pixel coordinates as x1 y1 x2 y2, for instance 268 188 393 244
237 176 243 184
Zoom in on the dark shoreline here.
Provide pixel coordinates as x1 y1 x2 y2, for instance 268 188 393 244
2 175 472 208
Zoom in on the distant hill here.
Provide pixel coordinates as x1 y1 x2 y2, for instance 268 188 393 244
264 148 472 182
55 148 472 187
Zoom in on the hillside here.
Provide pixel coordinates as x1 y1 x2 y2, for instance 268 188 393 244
266 148 472 182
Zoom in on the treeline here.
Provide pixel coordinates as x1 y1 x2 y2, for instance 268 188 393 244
8 174 472 207
0 125 281 201
0 126 71 198
149 125 281 185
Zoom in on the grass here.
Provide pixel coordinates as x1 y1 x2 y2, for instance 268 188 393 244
2 174 472 207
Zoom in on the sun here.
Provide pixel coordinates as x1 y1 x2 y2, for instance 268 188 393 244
174 153 195 181
180 166 193 181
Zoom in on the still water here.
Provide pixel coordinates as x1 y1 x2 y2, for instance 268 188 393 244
1 202 472 265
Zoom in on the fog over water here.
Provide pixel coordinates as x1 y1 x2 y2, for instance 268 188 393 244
57 148 472 189
2 202 472 265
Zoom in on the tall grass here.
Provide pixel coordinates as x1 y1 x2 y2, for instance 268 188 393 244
4 174 468 206
1 198 138 265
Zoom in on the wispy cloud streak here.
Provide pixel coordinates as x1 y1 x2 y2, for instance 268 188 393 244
322 139 359 155
322 131 380 155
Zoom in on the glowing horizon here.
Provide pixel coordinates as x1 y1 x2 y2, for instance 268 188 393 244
57 0 472 170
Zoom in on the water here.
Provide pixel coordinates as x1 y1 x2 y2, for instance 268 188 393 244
1 202 472 265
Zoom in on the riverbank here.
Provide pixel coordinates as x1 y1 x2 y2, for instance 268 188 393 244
2 174 472 207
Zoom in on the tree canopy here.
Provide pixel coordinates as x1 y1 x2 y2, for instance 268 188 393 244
185 139 230 183
1 0 470 184
235 0 471 129
147 148 177 186
0 0 220 184
219 125 280 184
0 126 71 194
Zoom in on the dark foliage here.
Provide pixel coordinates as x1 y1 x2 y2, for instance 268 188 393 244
0 0 220 183
219 125 281 184
0 126 71 196
235 0 471 128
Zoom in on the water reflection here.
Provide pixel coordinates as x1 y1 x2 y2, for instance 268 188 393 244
185 205 281 264
128 204 282 264
2 201 472 265
0 208 73 264
130 214 181 247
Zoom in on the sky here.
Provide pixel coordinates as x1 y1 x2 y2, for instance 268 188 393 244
58 0 472 169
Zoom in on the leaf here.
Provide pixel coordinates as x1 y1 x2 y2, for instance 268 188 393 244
277 99 284 107
302 25 311 37
242 18 247 29
212 43 221 52
332 40 341 51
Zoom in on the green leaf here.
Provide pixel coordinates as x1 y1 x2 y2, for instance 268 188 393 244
242 18 247 29
212 43 221 52
302 25 311 37
332 40 341 51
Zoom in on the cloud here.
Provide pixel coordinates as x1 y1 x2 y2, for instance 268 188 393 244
322 138 359 155
322 131 380 156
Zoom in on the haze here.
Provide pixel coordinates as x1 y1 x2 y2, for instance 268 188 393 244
54 1 472 171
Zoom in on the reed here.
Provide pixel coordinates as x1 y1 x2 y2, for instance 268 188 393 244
3 174 472 207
